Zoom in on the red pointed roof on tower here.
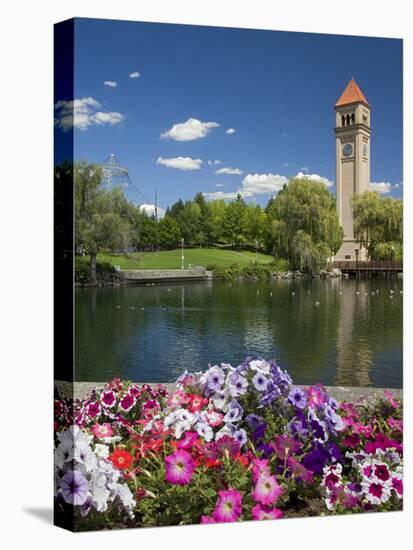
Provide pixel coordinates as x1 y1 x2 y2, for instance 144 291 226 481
335 78 370 107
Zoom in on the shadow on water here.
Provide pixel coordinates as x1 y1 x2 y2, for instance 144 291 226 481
73 278 402 388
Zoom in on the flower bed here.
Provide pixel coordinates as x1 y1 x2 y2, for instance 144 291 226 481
54 359 403 530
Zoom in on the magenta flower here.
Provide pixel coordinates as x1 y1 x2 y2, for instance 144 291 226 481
86 401 101 418
273 435 301 460
91 422 114 439
252 458 270 481
287 456 314 484
200 515 216 524
212 489 242 523
165 450 195 485
391 475 403 497
252 503 283 520
119 392 136 412
101 389 116 408
176 431 199 450
252 474 283 506
374 463 391 482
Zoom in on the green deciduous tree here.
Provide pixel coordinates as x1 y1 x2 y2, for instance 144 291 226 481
221 193 247 247
158 216 181 249
75 161 131 282
351 191 403 260
266 177 343 273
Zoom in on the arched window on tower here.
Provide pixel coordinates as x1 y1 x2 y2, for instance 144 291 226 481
351 113 355 124
346 114 351 126
341 115 345 126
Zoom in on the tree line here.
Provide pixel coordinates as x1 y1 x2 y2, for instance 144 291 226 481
58 160 402 281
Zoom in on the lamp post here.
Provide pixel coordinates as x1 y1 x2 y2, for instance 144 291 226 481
181 238 185 270
255 240 258 263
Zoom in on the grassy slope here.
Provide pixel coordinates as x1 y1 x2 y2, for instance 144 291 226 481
98 248 274 270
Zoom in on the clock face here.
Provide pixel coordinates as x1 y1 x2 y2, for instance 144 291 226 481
363 143 368 156
343 143 353 157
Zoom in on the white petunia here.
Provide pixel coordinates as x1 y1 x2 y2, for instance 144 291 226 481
196 421 214 442
94 444 110 459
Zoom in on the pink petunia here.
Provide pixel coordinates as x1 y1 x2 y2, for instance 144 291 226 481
251 503 283 520
175 431 200 450
165 449 195 485
252 474 283 506
252 458 270 482
212 489 242 523
200 515 216 524
287 456 314 484
308 385 327 408
206 410 224 428
91 422 114 439
167 390 189 409
391 474 403 498
383 390 399 409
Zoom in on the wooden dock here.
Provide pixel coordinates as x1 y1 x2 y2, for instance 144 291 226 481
331 260 402 276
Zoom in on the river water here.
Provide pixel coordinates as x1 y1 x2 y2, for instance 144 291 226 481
75 277 403 387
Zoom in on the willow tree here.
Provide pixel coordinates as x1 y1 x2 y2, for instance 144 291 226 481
266 177 343 273
75 160 131 283
351 191 403 260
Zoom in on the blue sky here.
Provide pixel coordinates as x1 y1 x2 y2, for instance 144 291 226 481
55 17 403 211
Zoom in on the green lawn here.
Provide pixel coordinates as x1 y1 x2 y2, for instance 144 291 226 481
98 248 275 270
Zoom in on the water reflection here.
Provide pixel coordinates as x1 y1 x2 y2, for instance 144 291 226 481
73 278 402 387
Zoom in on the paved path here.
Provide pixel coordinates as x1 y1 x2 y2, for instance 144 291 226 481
55 380 402 403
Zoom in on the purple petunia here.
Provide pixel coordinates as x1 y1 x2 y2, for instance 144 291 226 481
61 469 89 505
288 387 307 409
233 428 248 447
302 445 330 474
206 367 225 392
246 413 263 430
253 372 269 392
224 400 244 423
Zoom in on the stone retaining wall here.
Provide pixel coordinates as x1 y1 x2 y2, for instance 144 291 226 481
122 267 211 284
55 380 402 403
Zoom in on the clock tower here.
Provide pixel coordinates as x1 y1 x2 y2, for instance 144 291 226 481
334 78 371 260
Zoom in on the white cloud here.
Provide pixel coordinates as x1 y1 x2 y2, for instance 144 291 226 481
129 71 141 78
226 128 236 134
295 171 333 188
205 173 288 201
370 182 393 194
242 173 288 196
104 81 117 88
215 183 226 188
156 156 202 171
139 204 165 218
300 166 309 172
203 190 241 200
203 171 336 202
208 160 222 165
93 111 124 125
54 97 124 131
161 118 220 141
216 167 243 175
